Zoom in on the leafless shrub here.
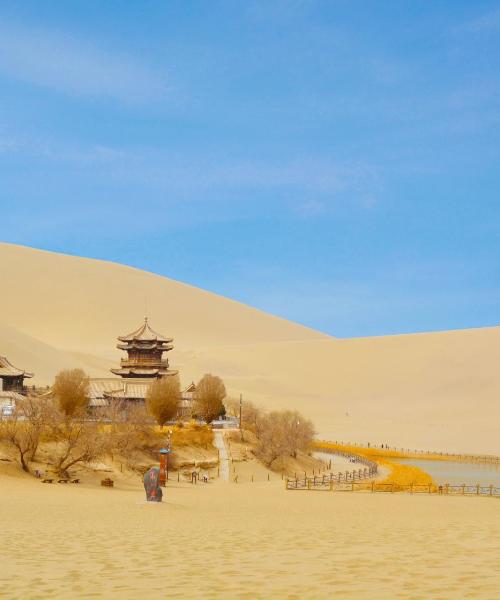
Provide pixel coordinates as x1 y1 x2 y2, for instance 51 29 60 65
0 395 49 472
255 410 315 466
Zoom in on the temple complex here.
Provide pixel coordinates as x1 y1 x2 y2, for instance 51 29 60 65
89 319 194 417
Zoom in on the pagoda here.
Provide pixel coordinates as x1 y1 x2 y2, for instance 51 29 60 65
0 356 33 392
110 318 178 379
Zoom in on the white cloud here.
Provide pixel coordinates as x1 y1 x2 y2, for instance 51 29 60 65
0 21 167 103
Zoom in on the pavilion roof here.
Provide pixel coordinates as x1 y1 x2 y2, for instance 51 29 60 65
0 356 33 379
117 318 173 343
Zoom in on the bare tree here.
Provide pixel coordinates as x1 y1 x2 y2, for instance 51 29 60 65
280 410 315 458
0 395 48 472
194 374 226 424
254 410 315 466
46 407 112 477
52 369 90 418
225 397 263 440
146 375 180 427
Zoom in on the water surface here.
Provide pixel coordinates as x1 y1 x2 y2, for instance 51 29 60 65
395 458 500 487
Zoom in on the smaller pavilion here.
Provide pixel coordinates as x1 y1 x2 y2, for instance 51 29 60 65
0 355 33 417
0 356 33 392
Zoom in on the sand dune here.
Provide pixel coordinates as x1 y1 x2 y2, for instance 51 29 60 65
1 242 499 454
1 471 499 600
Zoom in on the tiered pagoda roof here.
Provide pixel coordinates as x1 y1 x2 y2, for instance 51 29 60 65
0 356 33 379
111 318 177 378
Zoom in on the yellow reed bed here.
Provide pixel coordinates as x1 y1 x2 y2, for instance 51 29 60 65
315 441 434 487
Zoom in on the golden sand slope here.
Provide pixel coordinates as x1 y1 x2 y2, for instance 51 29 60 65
1 243 500 454
0 472 499 600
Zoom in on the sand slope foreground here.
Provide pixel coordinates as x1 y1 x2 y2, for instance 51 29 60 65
0 243 499 454
1 474 499 600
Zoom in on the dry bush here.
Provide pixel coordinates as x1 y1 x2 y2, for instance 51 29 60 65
171 423 213 448
225 398 262 435
146 375 180 426
194 374 226 424
43 402 113 476
0 395 49 472
255 410 315 466
52 369 90 417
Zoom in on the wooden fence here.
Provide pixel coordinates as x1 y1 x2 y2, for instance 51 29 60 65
287 465 377 491
286 478 500 497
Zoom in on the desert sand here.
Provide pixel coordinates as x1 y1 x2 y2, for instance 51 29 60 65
0 467 499 600
1 242 500 454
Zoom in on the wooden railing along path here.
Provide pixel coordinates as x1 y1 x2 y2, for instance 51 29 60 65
286 478 500 497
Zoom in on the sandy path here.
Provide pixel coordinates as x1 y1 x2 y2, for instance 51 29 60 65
214 430 229 482
1 473 499 599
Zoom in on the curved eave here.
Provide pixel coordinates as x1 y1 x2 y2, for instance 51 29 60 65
111 368 178 377
116 342 173 351
117 319 173 344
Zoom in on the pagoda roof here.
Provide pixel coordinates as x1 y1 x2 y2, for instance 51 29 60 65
117 341 173 351
118 318 173 343
110 367 178 377
0 356 33 379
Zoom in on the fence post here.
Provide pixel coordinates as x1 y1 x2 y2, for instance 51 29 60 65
371 481 375 493
329 480 333 491
307 479 311 490
428 483 431 494
391 483 394 493
445 483 449 495
351 480 354 492
490 485 494 496
462 484 465 495
476 484 480 496
410 484 413 494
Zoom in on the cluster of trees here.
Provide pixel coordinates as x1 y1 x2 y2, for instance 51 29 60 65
0 369 105 476
1 367 314 476
0 369 228 476
146 372 226 426
226 399 315 467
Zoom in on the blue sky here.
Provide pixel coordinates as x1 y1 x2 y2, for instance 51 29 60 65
0 1 499 337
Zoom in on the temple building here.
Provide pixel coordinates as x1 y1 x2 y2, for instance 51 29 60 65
0 356 33 417
89 319 194 418
0 355 33 392
110 318 177 379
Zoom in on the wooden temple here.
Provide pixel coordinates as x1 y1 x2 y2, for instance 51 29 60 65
110 318 178 379
89 318 188 413
0 355 33 392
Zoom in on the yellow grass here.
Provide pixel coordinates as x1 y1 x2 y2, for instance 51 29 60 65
168 423 213 448
316 441 434 487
